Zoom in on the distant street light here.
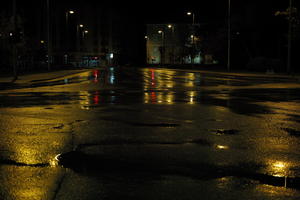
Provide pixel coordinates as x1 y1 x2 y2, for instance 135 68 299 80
187 12 195 25
167 24 175 64
287 0 293 73
158 30 165 64
274 0 294 73
12 0 17 80
227 0 231 71
187 12 196 65
82 30 89 39
47 0 51 70
66 10 75 25
190 35 194 42
77 24 84 57
65 10 75 64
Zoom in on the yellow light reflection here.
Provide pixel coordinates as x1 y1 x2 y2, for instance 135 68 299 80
144 92 174 104
188 91 197 104
255 184 292 196
216 177 231 189
184 73 195 87
79 91 91 109
166 94 174 104
142 68 176 91
216 145 229 150
0 165 63 200
49 154 61 167
267 160 290 177
14 146 39 165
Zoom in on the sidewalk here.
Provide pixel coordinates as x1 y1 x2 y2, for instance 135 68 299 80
0 68 92 91
0 69 90 84
148 65 300 82
1 66 299 86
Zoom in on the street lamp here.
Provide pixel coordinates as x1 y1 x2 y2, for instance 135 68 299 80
145 36 149 63
227 0 231 71
66 10 75 25
187 12 196 64
190 35 194 42
168 24 175 64
287 0 293 73
65 10 75 64
47 0 51 70
77 25 84 39
158 30 165 65
187 12 195 25
77 24 84 64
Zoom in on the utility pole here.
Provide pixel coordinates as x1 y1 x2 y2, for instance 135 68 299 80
47 0 51 70
287 0 293 74
12 0 17 81
158 30 164 65
227 0 231 71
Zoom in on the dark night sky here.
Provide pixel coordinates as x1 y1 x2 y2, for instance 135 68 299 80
0 1 294 24
1 0 298 66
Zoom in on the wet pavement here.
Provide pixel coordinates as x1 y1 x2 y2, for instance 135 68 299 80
0 67 300 199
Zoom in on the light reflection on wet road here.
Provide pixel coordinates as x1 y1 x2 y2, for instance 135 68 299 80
0 67 300 199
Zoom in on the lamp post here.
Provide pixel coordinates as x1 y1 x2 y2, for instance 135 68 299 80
66 10 75 24
145 36 150 64
83 30 88 38
168 24 175 64
76 24 83 51
227 0 231 71
187 12 195 25
47 0 51 70
12 0 17 80
82 30 89 66
187 12 196 64
76 24 84 67
158 30 165 65
287 0 293 73
65 10 75 63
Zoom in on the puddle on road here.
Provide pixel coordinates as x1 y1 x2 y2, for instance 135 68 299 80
130 122 180 127
210 129 239 136
282 128 300 137
56 149 300 190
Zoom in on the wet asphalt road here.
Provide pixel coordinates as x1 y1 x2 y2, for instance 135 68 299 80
0 67 300 199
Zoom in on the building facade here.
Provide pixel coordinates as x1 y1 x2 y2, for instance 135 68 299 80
146 24 208 65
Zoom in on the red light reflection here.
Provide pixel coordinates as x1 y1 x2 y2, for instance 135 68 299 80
93 91 100 105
